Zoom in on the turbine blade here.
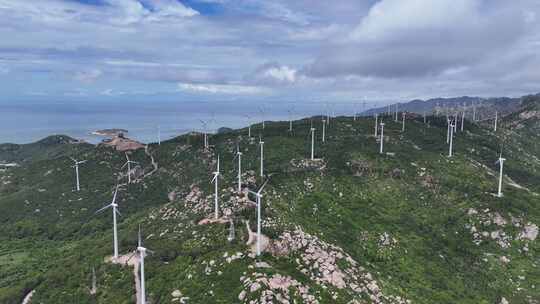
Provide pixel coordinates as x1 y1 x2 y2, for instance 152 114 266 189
95 204 112 214
126 251 136 263
121 162 128 169
258 179 269 194
79 160 88 164
115 209 122 217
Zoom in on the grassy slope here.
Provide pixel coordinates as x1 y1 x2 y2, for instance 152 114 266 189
0 105 539 303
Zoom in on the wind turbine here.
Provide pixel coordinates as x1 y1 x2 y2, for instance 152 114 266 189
259 106 266 130
496 154 506 197
70 157 87 191
310 127 316 160
394 103 398 122
288 107 294 132
362 100 367 117
401 112 406 132
122 153 139 184
259 136 264 177
247 179 269 256
448 121 455 157
379 123 385 154
211 155 220 219
233 144 243 193
137 225 153 304
96 184 121 259
199 120 209 149
494 111 498 132
244 114 252 138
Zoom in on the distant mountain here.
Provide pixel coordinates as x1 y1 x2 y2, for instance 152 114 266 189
0 135 91 163
361 94 530 120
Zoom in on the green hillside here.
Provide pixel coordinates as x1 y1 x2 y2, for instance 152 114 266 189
0 98 539 304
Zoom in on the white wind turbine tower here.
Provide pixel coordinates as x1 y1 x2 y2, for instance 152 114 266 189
248 179 269 256
496 153 506 197
259 136 265 177
310 126 316 160
70 157 87 192
234 144 243 193
321 118 326 143
379 122 385 154
211 155 221 219
96 184 121 259
401 112 406 132
374 113 378 137
461 107 465 132
494 111 498 132
446 118 451 144
325 102 331 125
89 267 97 295
394 103 399 122
227 218 235 242
122 153 139 184
448 121 455 157
137 225 153 304
244 114 252 138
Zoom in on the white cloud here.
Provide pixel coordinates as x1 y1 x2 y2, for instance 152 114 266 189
350 0 481 41
74 69 103 83
178 83 268 95
0 66 8 74
263 65 296 83
145 0 199 18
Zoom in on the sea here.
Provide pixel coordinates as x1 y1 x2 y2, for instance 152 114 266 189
2 100 361 144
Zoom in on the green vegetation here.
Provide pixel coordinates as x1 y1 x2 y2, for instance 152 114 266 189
1 97 539 303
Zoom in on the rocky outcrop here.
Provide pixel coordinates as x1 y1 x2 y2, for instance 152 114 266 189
100 134 144 151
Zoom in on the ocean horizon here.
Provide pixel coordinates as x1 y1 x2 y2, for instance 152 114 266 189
2 100 361 145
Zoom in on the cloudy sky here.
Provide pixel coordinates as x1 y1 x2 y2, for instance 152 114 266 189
1 0 539 105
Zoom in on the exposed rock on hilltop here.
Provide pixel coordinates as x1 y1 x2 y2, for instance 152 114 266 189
100 134 144 151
